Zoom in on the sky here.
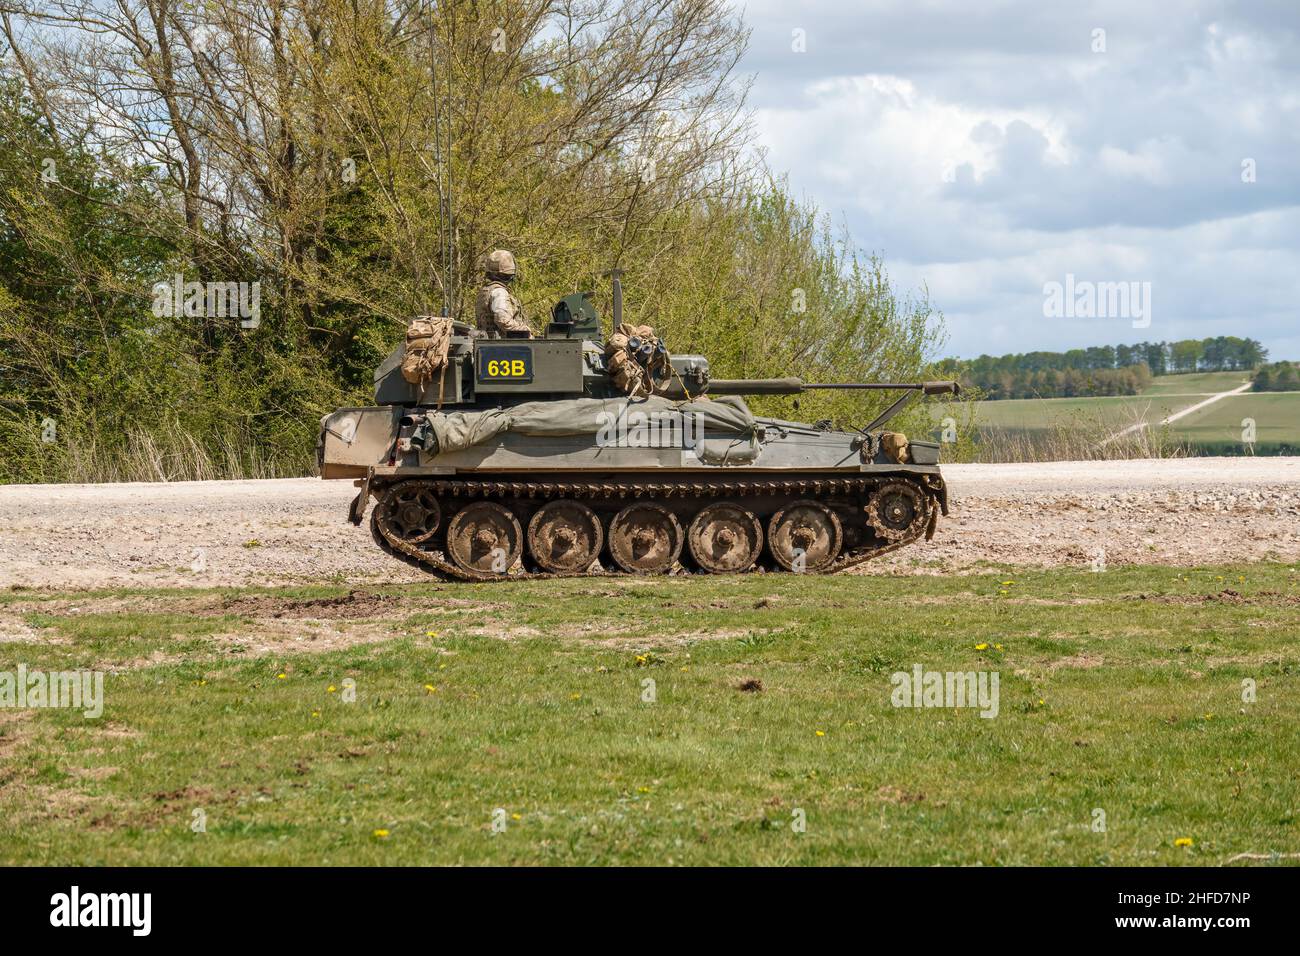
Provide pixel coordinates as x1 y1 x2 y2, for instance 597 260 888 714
735 0 1300 361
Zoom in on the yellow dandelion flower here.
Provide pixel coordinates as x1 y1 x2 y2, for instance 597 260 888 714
424 684 437 694
511 813 521 821
994 643 1003 650
276 673 287 680
311 710 320 718
1174 837 1193 847
570 692 581 700
426 630 438 638
373 829 390 838
975 643 989 651
327 685 337 693
439 663 447 670
1038 698 1045 705
815 730 826 737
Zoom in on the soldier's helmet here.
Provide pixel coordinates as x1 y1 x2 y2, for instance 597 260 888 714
483 249 517 278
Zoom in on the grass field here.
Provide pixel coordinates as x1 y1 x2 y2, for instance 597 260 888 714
960 371 1255 433
3 565 1299 866
939 371 1300 457
1140 371 1251 396
1174 393 1300 445
961 394 1186 431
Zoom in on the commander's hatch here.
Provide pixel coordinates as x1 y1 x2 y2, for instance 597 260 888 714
547 292 601 339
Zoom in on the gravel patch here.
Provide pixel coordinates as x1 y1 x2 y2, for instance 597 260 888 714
1 459 1297 589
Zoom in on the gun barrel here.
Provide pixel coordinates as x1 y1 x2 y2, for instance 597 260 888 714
704 379 960 396
705 378 805 395
805 381 961 395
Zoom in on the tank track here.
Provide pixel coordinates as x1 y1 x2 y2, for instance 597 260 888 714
364 474 940 582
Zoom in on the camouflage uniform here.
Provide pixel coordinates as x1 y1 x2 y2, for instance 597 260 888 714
474 249 532 337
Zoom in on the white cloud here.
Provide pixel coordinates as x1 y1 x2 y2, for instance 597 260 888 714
737 0 1300 360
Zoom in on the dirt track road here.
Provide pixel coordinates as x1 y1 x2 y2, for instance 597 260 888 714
2 458 1297 589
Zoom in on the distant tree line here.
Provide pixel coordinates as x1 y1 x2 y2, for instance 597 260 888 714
1252 362 1300 392
936 362 1153 401
937 336 1268 400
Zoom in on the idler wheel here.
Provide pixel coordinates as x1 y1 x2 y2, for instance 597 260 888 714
447 501 522 575
527 500 603 574
688 501 763 574
608 502 683 575
767 499 842 572
374 482 442 544
866 481 929 542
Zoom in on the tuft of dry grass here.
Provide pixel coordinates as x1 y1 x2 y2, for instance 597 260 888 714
17 426 299 484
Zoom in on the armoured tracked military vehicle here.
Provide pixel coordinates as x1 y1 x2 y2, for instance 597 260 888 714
318 275 958 580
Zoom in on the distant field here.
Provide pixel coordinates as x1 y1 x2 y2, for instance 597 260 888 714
939 371 1300 455
1174 393 1300 445
963 394 1185 432
1140 371 1250 396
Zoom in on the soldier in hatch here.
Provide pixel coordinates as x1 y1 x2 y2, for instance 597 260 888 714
474 249 533 338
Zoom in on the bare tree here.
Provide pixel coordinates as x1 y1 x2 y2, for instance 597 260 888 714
4 0 755 330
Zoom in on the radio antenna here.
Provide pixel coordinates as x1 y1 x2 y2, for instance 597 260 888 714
446 2 456 318
429 1 456 318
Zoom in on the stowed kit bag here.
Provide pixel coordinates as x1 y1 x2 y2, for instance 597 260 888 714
401 317 455 386
879 431 910 464
604 322 670 399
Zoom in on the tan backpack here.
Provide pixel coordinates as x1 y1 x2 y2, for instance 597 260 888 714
401 317 455 386
880 431 910 464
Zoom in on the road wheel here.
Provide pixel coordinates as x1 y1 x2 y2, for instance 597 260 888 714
608 502 683 575
446 501 522 575
688 501 763 573
768 499 841 572
527 500 603 574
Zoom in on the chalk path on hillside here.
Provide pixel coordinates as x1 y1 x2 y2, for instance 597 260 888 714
1100 381 1253 445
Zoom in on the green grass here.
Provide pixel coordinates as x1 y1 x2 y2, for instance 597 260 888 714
1140 371 1250 396
957 372 1253 433
936 372 1300 455
959 394 1185 431
3 565 1299 865
1172 393 1300 445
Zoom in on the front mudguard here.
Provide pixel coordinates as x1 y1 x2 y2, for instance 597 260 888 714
925 479 948 541
348 470 374 526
